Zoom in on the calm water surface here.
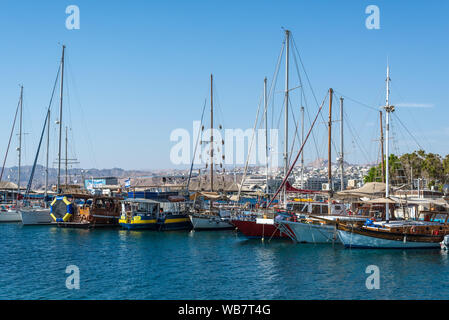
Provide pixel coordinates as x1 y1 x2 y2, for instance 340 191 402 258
0 223 448 299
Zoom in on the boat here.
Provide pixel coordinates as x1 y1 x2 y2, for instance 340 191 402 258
52 194 122 228
337 211 449 249
20 207 52 225
336 66 449 249
19 45 65 225
189 209 235 230
119 196 192 231
119 199 158 230
0 204 21 222
232 209 293 239
277 200 368 243
0 87 25 223
186 75 235 231
232 30 320 240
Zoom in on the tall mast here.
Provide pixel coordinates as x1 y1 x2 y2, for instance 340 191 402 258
57 45 65 193
379 111 385 183
283 29 290 208
300 105 305 189
264 77 269 196
45 109 50 206
328 88 333 214
65 126 68 186
17 85 23 204
384 65 394 222
210 74 214 210
339 96 344 191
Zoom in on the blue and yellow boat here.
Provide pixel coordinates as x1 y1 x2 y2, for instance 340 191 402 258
119 199 158 230
119 198 192 231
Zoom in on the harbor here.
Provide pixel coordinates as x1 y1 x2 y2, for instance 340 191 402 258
0 1 448 303
1 223 449 300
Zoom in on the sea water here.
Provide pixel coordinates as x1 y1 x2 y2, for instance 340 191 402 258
0 223 448 299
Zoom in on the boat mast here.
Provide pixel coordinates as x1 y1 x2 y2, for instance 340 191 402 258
45 108 50 206
283 29 290 209
384 65 394 222
379 111 385 183
264 77 269 197
328 88 333 214
65 126 68 186
57 45 65 194
210 74 214 210
17 85 23 204
339 97 344 191
300 105 305 189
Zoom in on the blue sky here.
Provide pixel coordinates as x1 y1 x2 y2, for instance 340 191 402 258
0 0 448 170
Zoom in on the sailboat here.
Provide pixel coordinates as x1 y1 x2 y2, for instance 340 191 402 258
0 86 24 222
231 30 295 239
276 89 368 243
188 74 235 230
20 45 66 225
336 66 449 248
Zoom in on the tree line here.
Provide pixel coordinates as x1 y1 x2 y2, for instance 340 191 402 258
364 150 449 190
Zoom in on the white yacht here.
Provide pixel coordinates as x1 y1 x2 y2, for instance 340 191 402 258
20 207 52 225
189 208 235 230
0 205 21 222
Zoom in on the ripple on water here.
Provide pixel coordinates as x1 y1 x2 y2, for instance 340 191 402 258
0 224 448 299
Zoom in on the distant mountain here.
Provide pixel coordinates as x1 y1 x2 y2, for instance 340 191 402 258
0 165 156 189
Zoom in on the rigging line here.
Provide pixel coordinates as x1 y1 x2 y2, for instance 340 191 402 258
65 54 98 169
343 109 371 164
25 65 61 195
237 89 264 200
287 96 303 167
333 90 379 112
186 99 207 192
291 37 330 152
390 82 434 149
392 112 424 151
290 43 320 161
268 92 328 208
0 93 21 182
291 37 320 108
64 65 77 163
270 39 285 131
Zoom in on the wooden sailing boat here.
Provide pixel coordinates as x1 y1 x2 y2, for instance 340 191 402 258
336 66 449 248
188 74 235 230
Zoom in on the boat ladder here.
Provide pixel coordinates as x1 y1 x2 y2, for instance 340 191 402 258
275 221 297 243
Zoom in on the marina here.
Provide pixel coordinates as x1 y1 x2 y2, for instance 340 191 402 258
0 1 448 304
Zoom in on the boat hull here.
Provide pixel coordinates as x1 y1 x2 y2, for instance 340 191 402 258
20 209 52 225
190 215 235 230
337 229 441 249
158 215 192 231
280 220 337 243
231 219 288 239
0 210 21 222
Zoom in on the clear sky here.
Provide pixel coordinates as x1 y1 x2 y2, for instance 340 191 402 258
0 0 448 170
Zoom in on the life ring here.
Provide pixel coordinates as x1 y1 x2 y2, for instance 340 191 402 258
50 196 74 222
410 226 417 234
